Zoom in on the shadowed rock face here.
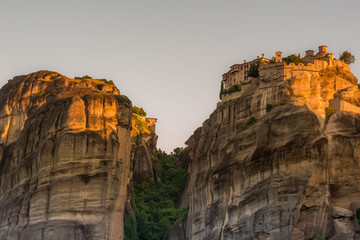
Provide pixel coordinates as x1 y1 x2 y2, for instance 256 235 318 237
177 66 360 240
0 71 132 239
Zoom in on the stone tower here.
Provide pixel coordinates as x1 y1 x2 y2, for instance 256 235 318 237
276 51 282 63
318 45 328 54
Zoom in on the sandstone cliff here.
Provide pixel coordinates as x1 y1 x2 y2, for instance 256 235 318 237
130 112 158 183
176 63 360 239
0 71 133 239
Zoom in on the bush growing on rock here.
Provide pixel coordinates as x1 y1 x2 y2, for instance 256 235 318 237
133 106 147 117
243 116 257 130
266 103 273 112
221 84 241 96
37 91 45 97
325 106 335 119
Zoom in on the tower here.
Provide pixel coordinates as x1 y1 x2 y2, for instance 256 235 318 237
276 51 282 63
318 45 328 54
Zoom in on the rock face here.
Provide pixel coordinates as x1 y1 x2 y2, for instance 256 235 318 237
131 115 158 183
178 64 360 239
0 71 133 239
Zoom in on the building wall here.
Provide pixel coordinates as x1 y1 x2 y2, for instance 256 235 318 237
329 99 360 114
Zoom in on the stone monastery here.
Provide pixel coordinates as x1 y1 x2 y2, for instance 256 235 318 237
222 45 337 90
221 45 360 115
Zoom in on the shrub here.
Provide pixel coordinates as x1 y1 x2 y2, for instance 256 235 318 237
133 106 147 117
266 104 273 112
248 59 268 77
243 116 257 130
325 106 335 118
37 91 45 97
358 84 360 89
221 84 241 96
74 75 92 80
248 62 260 77
108 80 114 85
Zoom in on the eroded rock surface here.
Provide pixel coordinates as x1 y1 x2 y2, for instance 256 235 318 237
178 65 360 239
0 71 132 239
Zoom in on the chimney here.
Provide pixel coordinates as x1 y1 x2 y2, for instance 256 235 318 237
257 56 259 59
244 60 246 63
262 54 264 58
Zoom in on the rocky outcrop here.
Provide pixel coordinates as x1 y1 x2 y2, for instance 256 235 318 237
131 132 158 183
177 65 360 239
130 113 158 183
0 71 132 239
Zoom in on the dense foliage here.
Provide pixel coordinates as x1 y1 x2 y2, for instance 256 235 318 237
133 106 147 117
325 106 335 119
73 75 114 84
248 60 261 77
339 51 355 64
220 83 241 96
285 54 305 65
356 208 360 236
266 103 273 112
124 150 188 240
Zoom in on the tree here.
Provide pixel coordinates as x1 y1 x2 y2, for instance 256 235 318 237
248 62 260 77
339 51 355 64
285 54 305 65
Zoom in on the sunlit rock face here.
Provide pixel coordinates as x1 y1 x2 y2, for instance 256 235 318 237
177 66 360 240
0 71 132 240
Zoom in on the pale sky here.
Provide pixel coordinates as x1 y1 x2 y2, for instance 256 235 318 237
1 0 359 152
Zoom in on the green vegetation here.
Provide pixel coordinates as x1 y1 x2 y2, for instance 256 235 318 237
355 208 360 237
243 116 257 130
339 50 355 65
270 57 276 63
219 81 225 99
133 114 145 132
74 75 114 85
248 59 267 78
325 106 335 119
358 83 360 89
74 75 92 80
221 84 241 96
285 54 305 65
133 106 147 117
124 150 188 240
37 91 45 97
248 62 260 78
266 103 273 112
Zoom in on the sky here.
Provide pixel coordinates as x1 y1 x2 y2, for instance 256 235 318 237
0 0 359 152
